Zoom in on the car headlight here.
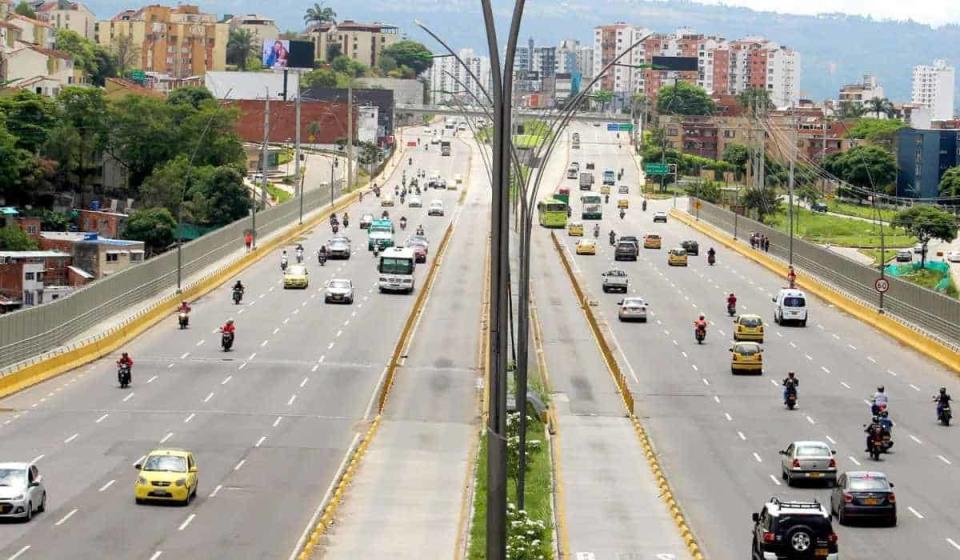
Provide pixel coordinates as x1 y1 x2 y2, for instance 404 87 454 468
10 494 23 501
175 478 186 487
137 477 147 485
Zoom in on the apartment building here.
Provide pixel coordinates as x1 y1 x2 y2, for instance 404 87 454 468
308 20 398 68
428 47 491 105
592 23 651 107
94 4 229 77
839 74 884 110
35 1 96 39
912 59 955 122
0 13 81 95
225 13 278 49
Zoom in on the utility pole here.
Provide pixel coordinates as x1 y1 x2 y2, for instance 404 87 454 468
788 114 796 265
346 85 353 194
295 76 304 224
255 88 271 247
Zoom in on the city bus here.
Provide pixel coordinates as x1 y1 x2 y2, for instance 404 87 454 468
581 194 602 220
378 247 416 293
537 198 568 228
553 187 570 206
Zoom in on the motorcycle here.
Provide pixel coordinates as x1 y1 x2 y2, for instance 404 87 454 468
408 157 413 166
784 387 797 410
593 226 600 239
233 289 243 305
280 258 288 272
867 427 884 460
343 217 349 228
708 253 716 266
221 331 234 352
604 194 610 204
609 232 617 246
727 302 736 317
178 312 189 329
694 325 706 344
118 364 131 389
296 249 304 264
642 200 647 212
332 223 339 234
619 209 625 220
939 404 952 426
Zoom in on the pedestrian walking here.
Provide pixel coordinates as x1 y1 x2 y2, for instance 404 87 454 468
787 266 797 289
244 231 253 252
764 237 771 252
750 233 757 250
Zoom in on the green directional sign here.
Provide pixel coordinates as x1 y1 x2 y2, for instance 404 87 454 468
618 123 634 132
131 70 146 83
645 163 670 175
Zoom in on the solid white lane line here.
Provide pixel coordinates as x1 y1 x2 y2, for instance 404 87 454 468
681 351 687 358
287 394 297 406
273 416 283 428
319 355 326 363
908 506 925 519
804 354 813 361
910 434 923 444
160 432 174 444
147 375 158 383
947 538 960 552
938 455 952 465
328 342 334 350
691 364 699 371
300 377 309 388
753 452 763 463
311 364 319 372
737 431 746 441
234 459 246 471
180 352 190 359
208 484 222 498
178 513 196 531
672 339 678 346
123 393 135 402
99 479 115 492
55 508 78 526
222 375 232 385
867 356 877 363
848 344 857 350
702 378 709 385
238 362 247 370
769 474 781 486
848 456 861 466
196 340 205 347
255 436 267 448
9 546 31 560
64 433 79 444
95 414 109 423
714 396 721 404
184 413 196 424
770 379 778 387
825 435 836 444
821 366 831 374
248 352 257 361
344 320 350 327
337 330 343 338
203 392 214 403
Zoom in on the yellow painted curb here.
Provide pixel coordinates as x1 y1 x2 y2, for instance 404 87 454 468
549 229 707 560
670 208 960 373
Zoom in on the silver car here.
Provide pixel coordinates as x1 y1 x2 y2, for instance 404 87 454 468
428 200 444 216
324 279 354 304
618 184 629 194
617 297 648 322
780 441 837 487
0 463 46 521
327 237 351 259
408 195 422 208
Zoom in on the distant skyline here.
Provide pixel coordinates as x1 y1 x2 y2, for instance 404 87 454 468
694 0 960 27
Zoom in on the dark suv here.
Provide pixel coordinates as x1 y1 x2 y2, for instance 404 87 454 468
614 241 639 261
752 498 838 559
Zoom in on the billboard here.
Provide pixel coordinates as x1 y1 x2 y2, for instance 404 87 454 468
262 39 315 70
651 56 699 72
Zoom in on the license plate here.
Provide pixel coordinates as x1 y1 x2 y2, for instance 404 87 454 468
863 498 879 505
815 548 828 557
809 472 822 478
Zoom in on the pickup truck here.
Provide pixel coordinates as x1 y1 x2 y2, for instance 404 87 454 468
579 172 595 190
601 269 630 293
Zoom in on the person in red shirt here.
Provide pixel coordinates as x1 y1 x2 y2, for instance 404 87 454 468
221 319 236 335
117 352 133 369
726 293 737 313
693 314 708 332
787 266 797 289
177 301 191 314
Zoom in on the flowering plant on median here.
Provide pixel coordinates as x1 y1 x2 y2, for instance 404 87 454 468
506 411 542 481
506 502 549 560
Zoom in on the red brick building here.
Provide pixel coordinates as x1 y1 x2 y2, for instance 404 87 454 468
78 209 128 239
228 99 352 144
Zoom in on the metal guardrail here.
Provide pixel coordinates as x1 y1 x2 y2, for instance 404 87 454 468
0 181 344 371
690 199 960 349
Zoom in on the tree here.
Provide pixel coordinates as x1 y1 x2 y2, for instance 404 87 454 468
656 82 715 116
45 87 109 195
302 68 340 88
123 208 177 255
186 166 251 227
0 91 60 153
377 54 398 75
0 123 34 205
55 28 119 85
380 41 433 76
0 226 39 251
592 89 614 112
836 101 865 119
891 206 958 268
331 55 367 78
14 0 36 18
722 143 750 180
167 86 214 109
326 43 342 62
865 97 895 119
742 187 782 222
736 88 774 112
822 145 897 199
845 118 905 151
91 46 118 86
112 33 141 77
939 167 960 198
356 142 381 166
227 28 255 71
303 1 336 27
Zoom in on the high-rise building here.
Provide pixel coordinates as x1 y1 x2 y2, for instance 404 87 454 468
839 74 884 111
576 45 593 80
592 23 651 109
308 20 399 68
226 14 280 52
556 39 579 75
912 59 955 122
532 46 556 78
94 5 229 77
429 48 491 106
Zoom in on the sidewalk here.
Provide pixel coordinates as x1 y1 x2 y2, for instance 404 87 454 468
531 233 691 560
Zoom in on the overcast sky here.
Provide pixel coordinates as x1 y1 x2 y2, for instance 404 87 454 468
694 0 960 26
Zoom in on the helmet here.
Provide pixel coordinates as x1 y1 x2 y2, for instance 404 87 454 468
121 352 129 357
227 319 234 324
181 300 187 305
729 293 735 297
787 371 795 377
877 386 885 393
880 410 889 417
941 387 947 394
699 314 705 320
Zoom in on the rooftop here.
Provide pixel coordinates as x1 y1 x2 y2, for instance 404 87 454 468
40 231 142 246
0 251 71 258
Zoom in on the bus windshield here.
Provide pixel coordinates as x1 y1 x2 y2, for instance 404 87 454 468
539 201 566 212
581 194 602 204
380 257 414 275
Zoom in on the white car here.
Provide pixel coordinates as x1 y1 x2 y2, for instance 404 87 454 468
0 463 46 521
324 279 354 304
381 194 395 207
430 136 440 145
408 195 422 208
947 250 960 263
618 297 648 322
653 211 668 223
428 200 444 216
601 269 629 293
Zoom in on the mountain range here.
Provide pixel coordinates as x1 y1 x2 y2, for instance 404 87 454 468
82 0 960 103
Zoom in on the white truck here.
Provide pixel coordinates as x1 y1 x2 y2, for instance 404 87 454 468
601 269 629 293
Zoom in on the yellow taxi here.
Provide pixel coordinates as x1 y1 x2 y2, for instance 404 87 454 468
617 197 629 209
600 184 611 195
576 239 597 255
283 264 309 289
643 234 662 249
667 247 688 266
730 341 763 375
567 221 584 237
734 314 765 342
134 448 199 505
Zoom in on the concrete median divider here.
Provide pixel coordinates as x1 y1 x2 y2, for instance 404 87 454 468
293 219 457 560
0 189 362 402
670 208 960 374
550 230 706 560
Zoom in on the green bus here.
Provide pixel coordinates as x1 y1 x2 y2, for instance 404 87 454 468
537 199 568 228
581 194 602 220
553 186 570 205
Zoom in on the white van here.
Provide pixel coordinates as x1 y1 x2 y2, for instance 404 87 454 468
772 288 808 326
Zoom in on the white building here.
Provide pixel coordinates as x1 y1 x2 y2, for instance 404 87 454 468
839 74 884 110
35 1 97 40
226 13 280 50
3 43 78 96
428 48 491 106
912 59 955 122
576 45 593 80
556 39 579 74
764 43 800 109
592 24 652 106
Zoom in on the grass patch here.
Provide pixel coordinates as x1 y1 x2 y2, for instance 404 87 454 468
899 267 959 298
278 148 294 165
766 205 915 248
858 248 908 266
827 200 898 222
265 183 292 204
514 134 546 149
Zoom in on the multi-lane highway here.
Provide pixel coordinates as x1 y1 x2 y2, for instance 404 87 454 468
545 122 960 559
0 125 471 559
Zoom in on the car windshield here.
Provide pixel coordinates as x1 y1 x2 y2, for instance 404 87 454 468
0 469 26 487
783 297 806 307
740 316 762 327
735 344 760 356
143 455 187 472
647 235 660 240
329 280 351 289
796 445 830 457
849 477 890 491
670 249 686 256
287 266 307 275
623 298 645 306
606 270 625 276
362 215 373 221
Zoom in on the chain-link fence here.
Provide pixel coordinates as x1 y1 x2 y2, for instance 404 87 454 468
0 182 343 370
690 199 960 348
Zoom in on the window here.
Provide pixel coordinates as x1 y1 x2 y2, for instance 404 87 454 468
106 253 119 262
25 272 34 281
131 252 144 263
724 130 736 138
23 291 34 306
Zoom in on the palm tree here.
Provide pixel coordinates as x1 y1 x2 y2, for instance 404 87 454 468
836 101 865 119
227 29 255 71
865 97 895 119
304 2 337 28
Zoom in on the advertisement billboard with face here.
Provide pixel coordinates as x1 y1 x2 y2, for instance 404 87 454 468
263 40 315 69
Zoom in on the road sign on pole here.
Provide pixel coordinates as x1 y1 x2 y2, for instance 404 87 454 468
606 123 618 131
875 277 890 293
644 163 670 175
618 123 634 131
